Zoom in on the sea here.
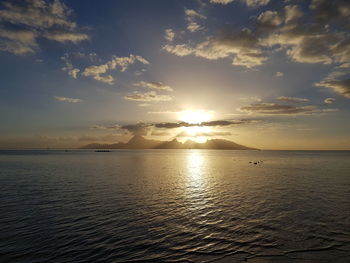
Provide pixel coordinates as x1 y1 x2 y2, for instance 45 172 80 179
0 150 349 263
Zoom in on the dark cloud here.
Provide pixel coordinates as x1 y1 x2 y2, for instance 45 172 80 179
93 119 255 134
239 103 318 115
154 119 254 129
121 123 151 136
310 0 350 26
176 131 232 137
316 78 350 98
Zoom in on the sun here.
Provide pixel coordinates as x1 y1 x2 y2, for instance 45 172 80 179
178 110 213 124
177 110 213 143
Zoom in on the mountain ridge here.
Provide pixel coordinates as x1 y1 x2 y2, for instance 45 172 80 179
80 135 258 150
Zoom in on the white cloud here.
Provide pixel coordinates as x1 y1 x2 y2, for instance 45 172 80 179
163 44 194 56
277 96 309 102
284 5 303 24
0 0 89 55
54 96 82 103
124 91 172 102
185 8 206 33
185 9 206 20
67 68 80 79
61 53 81 79
210 0 270 7
315 68 350 99
324 98 335 104
187 22 202 33
82 54 149 84
258 11 283 27
164 28 267 68
239 96 262 102
338 63 350 69
164 29 175 42
44 32 89 43
0 29 38 54
133 81 173 91
164 1 349 72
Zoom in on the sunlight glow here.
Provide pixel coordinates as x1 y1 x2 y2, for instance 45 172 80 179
179 110 213 124
181 126 211 143
186 150 205 181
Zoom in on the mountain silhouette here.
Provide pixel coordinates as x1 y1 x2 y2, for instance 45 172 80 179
81 136 257 150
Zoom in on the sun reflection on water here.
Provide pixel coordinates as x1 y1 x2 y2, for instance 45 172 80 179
184 150 210 209
187 150 205 178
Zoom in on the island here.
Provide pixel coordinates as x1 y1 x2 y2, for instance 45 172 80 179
80 135 257 150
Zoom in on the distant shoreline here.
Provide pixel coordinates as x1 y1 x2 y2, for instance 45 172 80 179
1 149 350 151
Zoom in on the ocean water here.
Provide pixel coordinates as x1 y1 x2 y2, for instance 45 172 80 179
0 150 349 263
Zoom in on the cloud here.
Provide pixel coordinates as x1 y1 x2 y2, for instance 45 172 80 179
257 10 284 27
338 63 350 68
44 32 89 43
275 71 284 77
151 130 171 136
133 81 173 91
61 53 81 78
163 27 267 68
163 44 194 56
259 4 350 65
67 68 80 79
284 4 303 24
277 96 309 102
124 91 172 102
239 103 318 115
315 69 350 98
92 123 154 136
239 96 262 102
210 0 235 4
0 0 89 55
0 133 129 148
187 22 202 33
210 0 270 7
54 96 82 103
177 131 232 137
138 103 151 107
185 9 206 20
96 119 256 137
0 29 38 54
121 123 151 136
164 1 349 71
164 29 175 42
154 119 255 129
310 0 350 25
82 54 149 84
91 124 120 130
185 8 206 33
324 98 335 104
316 78 350 98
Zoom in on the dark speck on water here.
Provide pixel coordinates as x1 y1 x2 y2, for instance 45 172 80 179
0 149 349 262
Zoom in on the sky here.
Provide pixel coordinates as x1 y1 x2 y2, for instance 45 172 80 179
0 0 349 150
